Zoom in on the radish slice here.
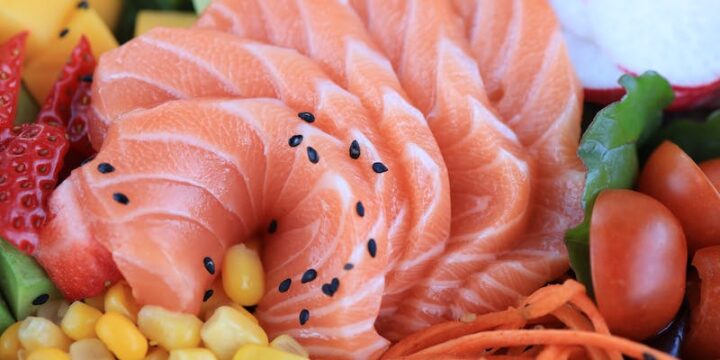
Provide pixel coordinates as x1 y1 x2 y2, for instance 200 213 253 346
550 0 720 109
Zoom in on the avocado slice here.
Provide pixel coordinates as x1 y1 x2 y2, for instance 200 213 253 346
15 84 39 125
0 297 14 333
0 238 61 320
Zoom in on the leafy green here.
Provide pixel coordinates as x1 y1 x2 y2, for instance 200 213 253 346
644 110 720 162
565 71 674 295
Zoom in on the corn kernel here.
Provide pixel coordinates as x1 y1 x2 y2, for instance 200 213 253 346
96 312 148 360
270 335 309 358
222 244 264 306
69 338 114 360
200 306 268 360
138 305 202 351
17 349 26 360
144 347 170 360
36 299 70 324
18 317 71 351
26 348 70 360
0 322 21 360
61 301 103 340
84 295 105 312
104 282 139 322
168 348 217 360
232 344 306 360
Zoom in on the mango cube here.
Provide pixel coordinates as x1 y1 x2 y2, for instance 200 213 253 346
0 0 76 59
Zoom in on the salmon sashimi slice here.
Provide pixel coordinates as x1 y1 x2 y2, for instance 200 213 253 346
453 0 585 314
39 98 390 359
195 0 452 323
350 0 532 339
88 29 402 274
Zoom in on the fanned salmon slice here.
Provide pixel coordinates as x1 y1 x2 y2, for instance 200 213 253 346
40 98 390 359
349 0 533 339
195 0 452 324
453 0 585 312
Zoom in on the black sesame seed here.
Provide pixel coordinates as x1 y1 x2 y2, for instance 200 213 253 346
81 74 93 83
203 289 214 302
299 309 310 325
343 263 354 270
203 256 215 275
97 162 115 174
307 146 319 164
321 283 334 297
349 140 360 159
372 162 388 174
642 354 657 360
77 0 89 9
279 278 291 293
301 269 317 283
243 305 257 314
321 278 340 297
356 201 365 217
32 294 49 306
112 192 129 205
288 134 303 147
59 28 69 38
367 238 377 258
268 219 278 234
298 112 315 123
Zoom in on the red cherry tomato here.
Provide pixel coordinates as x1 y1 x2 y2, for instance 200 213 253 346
699 158 720 189
684 246 720 360
639 141 720 255
590 189 686 340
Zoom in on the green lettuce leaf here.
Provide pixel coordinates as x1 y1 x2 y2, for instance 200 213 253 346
644 110 720 162
565 71 674 295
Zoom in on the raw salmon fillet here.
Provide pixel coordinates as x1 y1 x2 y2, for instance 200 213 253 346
349 0 533 339
41 98 390 359
40 28 403 358
453 0 585 310
195 0 452 324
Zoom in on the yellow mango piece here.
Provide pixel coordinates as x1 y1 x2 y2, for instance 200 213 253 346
135 11 197 37
88 0 122 30
0 0 76 59
24 7 117 103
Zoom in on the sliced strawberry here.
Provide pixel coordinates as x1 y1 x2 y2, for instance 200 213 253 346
0 33 28 132
0 124 68 253
36 36 95 168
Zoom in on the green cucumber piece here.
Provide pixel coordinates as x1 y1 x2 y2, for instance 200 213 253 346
0 297 14 334
0 239 61 320
15 84 39 125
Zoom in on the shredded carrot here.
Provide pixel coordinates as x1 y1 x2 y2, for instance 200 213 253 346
381 279 677 360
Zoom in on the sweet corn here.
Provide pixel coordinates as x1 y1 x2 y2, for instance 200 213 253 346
36 299 70 324
105 282 139 322
270 335 309 358
84 295 105 312
96 312 148 360
168 348 218 360
144 347 170 360
200 306 268 360
69 338 114 360
138 305 203 350
222 244 264 306
61 301 103 340
26 348 70 360
232 344 306 360
0 322 20 360
16 349 26 360
18 317 72 351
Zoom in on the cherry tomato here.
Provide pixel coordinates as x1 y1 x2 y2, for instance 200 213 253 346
639 141 720 255
684 246 720 360
590 189 686 340
699 158 720 189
